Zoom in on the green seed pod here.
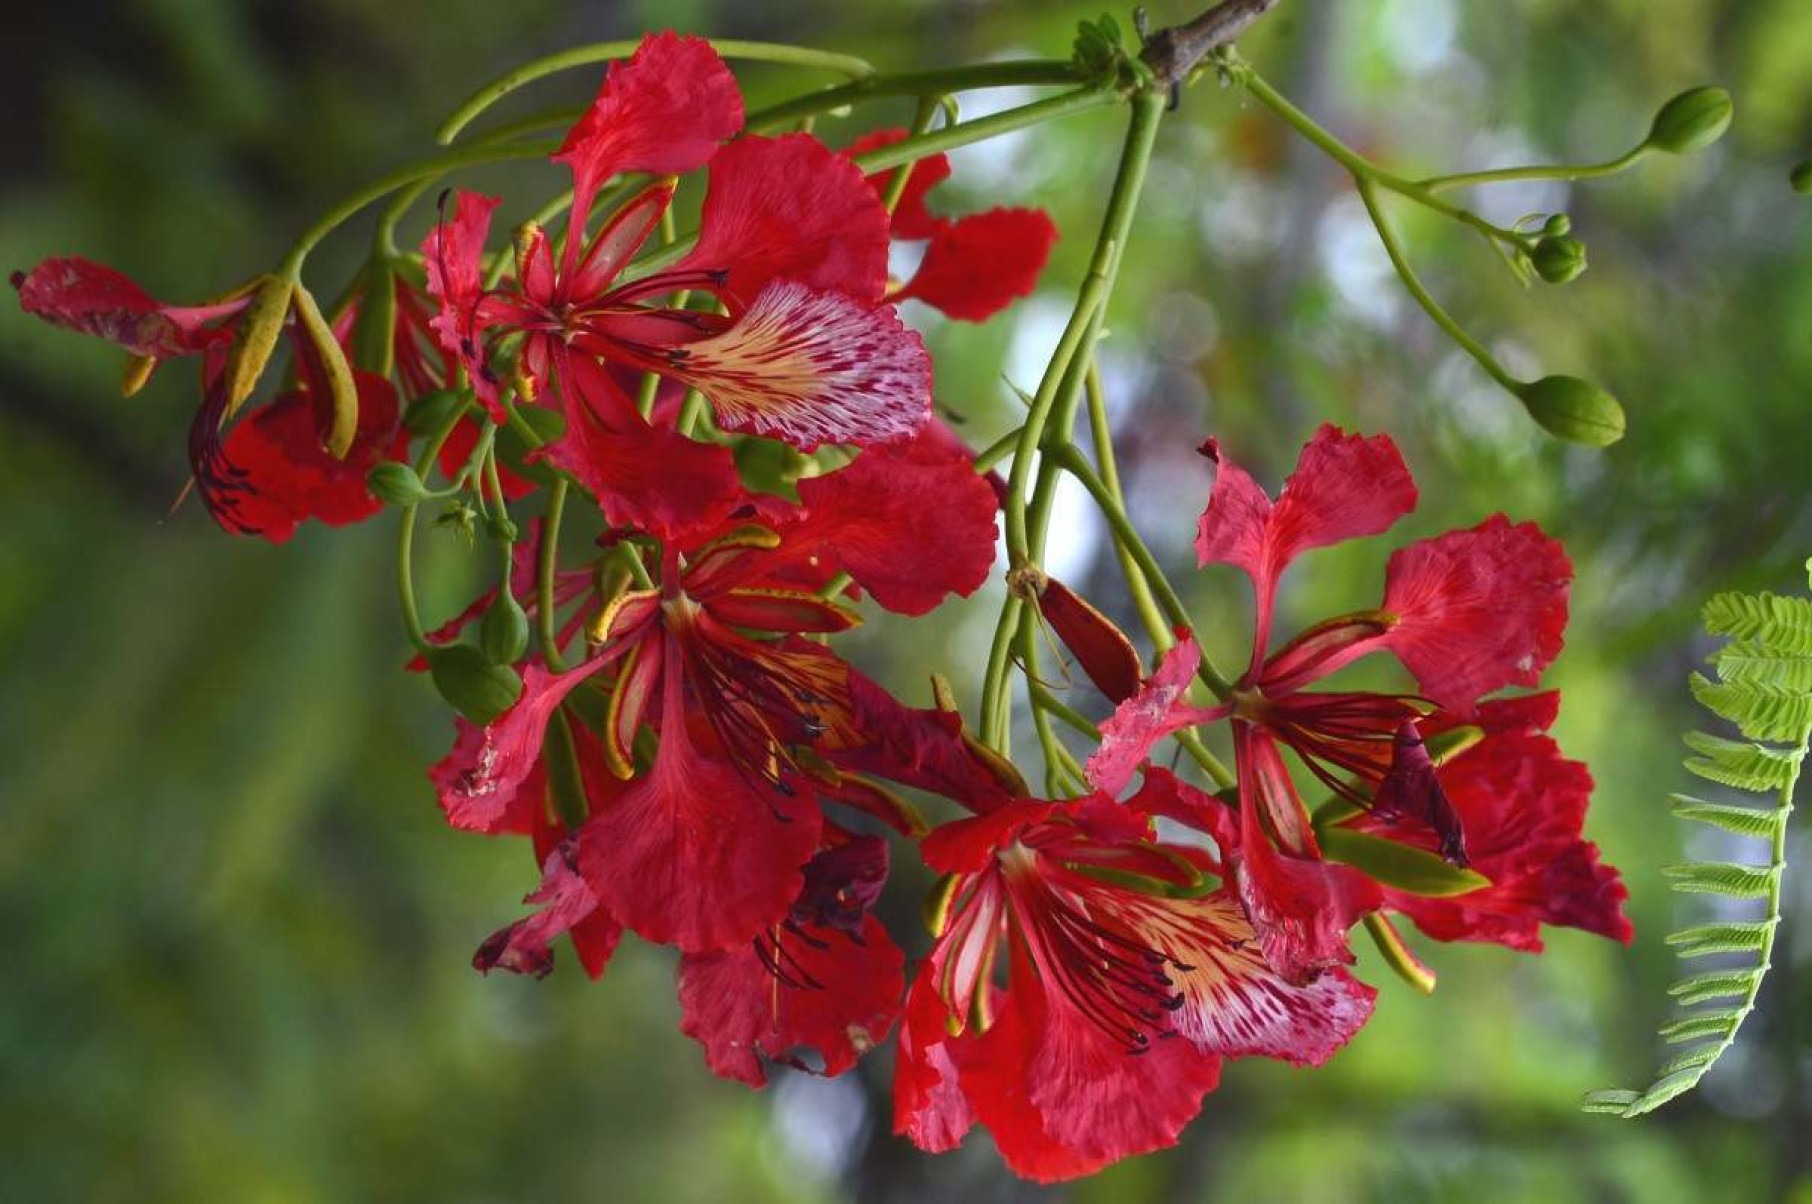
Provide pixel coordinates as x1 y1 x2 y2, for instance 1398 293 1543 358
480 593 531 666
1645 86 1733 155
367 462 430 506
292 285 359 458
222 274 296 419
1530 234 1588 284
1791 160 1812 195
1515 375 1627 447
427 644 523 723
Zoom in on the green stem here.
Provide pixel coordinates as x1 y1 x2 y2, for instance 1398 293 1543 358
538 480 570 670
1355 177 1517 391
397 396 474 651
1085 360 1167 646
438 39 879 145
882 97 942 215
278 141 560 277
1239 68 1525 247
1418 146 1648 195
973 425 1025 474
745 59 1086 130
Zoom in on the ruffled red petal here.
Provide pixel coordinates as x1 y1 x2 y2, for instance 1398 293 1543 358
433 660 604 829
893 976 978 1154
553 33 742 245
473 841 620 979
1197 427 1416 655
422 190 507 418
12 255 235 356
791 432 997 614
894 208 1058 321
677 911 904 1087
1381 514 1571 714
677 133 890 305
671 279 930 451
212 372 407 543
1085 638 1222 797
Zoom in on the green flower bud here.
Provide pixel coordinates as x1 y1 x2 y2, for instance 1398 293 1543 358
484 513 520 545
1514 375 1627 447
1530 234 1588 284
1792 160 1812 195
1541 213 1572 237
480 594 531 666
367 462 430 506
427 644 523 723
1645 86 1733 155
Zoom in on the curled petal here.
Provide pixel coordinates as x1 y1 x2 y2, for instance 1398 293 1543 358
674 280 931 451
474 842 619 979
1085 638 1223 797
893 977 978 1154
678 134 890 304
893 208 1058 321
677 912 904 1087
433 660 603 830
12 256 236 357
1382 514 1572 714
555 33 742 242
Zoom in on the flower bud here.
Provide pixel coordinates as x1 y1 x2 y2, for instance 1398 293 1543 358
222 274 297 419
1540 213 1571 237
1514 375 1627 447
1530 234 1587 284
480 593 531 665
427 643 523 723
292 285 359 458
367 461 430 506
1792 160 1812 195
1644 86 1733 155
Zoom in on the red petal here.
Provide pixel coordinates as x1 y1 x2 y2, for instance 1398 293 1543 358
422 190 507 418
894 208 1057 321
1197 427 1416 655
434 660 603 828
677 134 890 304
578 637 821 951
1085 638 1222 797
554 32 742 245
791 432 997 614
919 802 1057 874
677 912 904 1087
12 256 235 356
213 373 406 543
892 976 978 1154
832 666 1023 814
847 128 952 241
1382 514 1572 714
429 718 543 834
473 842 619 978
673 280 930 451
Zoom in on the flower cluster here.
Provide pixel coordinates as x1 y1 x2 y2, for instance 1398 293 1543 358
11 28 1631 1185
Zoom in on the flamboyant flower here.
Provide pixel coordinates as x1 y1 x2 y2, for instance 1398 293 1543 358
426 33 931 455
848 128 1059 322
1089 425 1623 981
433 433 997 953
12 258 394 538
896 776 1374 1182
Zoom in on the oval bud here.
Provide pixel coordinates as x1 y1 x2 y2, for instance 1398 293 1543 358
1541 213 1572 237
222 274 297 418
367 462 429 506
427 644 523 723
480 594 531 665
1515 375 1627 447
1792 160 1812 195
1645 86 1733 155
1530 234 1588 284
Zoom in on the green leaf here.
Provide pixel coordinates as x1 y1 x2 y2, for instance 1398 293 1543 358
1668 969 1757 1006
1681 731 1802 791
1581 1090 1641 1115
1669 794 1786 839
1665 919 1776 957
1715 640 1812 692
1658 1011 1739 1043
1317 828 1489 897
1655 1046 1720 1079
1662 861 1778 898
1703 590 1812 654
1689 674 1812 742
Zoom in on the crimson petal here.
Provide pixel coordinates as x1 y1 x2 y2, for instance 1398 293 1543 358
894 207 1058 321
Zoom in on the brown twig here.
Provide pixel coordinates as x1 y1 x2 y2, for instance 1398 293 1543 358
1140 0 1282 86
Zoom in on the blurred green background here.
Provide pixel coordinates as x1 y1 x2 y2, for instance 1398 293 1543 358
2 1 1809 1200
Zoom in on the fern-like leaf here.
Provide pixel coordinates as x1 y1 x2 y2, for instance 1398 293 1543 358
1589 572 1807 1119
1702 590 1812 653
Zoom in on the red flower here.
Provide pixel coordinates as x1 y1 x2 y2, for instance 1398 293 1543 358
1087 426 1620 981
425 34 930 452
895 780 1373 1182
847 128 1059 322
